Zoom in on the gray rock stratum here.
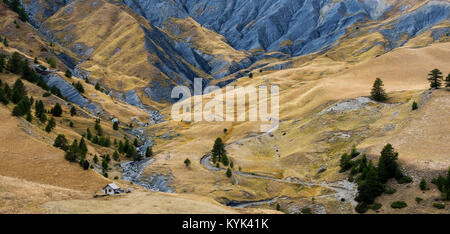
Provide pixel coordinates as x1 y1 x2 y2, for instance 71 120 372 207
20 0 450 103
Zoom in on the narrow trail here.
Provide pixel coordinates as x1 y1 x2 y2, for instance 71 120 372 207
199 119 358 206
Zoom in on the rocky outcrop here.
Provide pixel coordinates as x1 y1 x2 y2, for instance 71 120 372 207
42 73 101 114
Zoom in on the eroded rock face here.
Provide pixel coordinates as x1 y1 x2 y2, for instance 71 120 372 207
123 0 449 56
42 73 89 107
19 0 450 104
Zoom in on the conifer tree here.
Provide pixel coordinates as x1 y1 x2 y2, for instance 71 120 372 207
6 52 23 74
70 106 76 116
212 137 226 164
184 158 191 167
145 146 153 158
51 103 62 117
428 69 443 89
54 134 68 151
378 144 399 183
11 78 26 104
370 78 388 102
45 117 56 133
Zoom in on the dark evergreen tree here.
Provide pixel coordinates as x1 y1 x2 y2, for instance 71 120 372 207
0 54 5 72
65 69 72 78
226 168 232 178
113 151 120 161
6 52 23 74
113 121 119 131
86 128 92 140
54 134 68 151
212 137 226 164
0 87 8 105
45 117 56 133
51 103 62 117
412 101 418 110
378 144 399 183
12 97 30 117
420 178 427 191
79 138 88 156
145 146 153 158
11 78 26 104
70 106 76 116
428 69 443 89
370 78 388 102
50 86 63 98
94 119 103 135
184 158 191 167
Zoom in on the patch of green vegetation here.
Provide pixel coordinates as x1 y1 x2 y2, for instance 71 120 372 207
391 201 407 209
339 144 412 213
432 203 445 209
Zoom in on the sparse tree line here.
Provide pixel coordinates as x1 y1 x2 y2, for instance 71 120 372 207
341 144 449 213
2 0 28 22
339 144 412 213
370 69 450 107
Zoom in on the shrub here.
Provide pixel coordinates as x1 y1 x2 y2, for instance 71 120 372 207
65 69 72 78
301 207 312 214
396 176 413 184
355 202 369 213
226 168 232 178
412 101 418 110
419 178 427 191
432 203 445 209
391 201 407 209
184 158 191 167
368 203 382 211
384 187 396 195
415 197 423 204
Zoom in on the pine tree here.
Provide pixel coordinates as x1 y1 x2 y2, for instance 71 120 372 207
45 117 56 133
11 79 26 104
94 119 103 135
0 87 8 105
370 78 388 102
184 158 191 167
65 69 72 78
113 151 120 161
79 138 88 156
93 155 99 164
70 106 76 116
113 121 119 131
428 69 443 89
6 52 23 74
419 178 427 191
0 54 5 72
378 144 399 183
145 146 153 158
51 103 62 117
54 134 68 151
212 137 226 163
12 97 30 117
226 168 232 178
86 128 92 140
412 101 418 110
